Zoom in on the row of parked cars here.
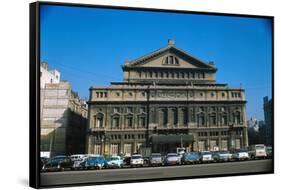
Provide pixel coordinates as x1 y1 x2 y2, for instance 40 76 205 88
41 145 272 172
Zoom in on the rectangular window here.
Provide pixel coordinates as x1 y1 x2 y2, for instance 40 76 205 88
93 144 101 155
198 141 206 151
124 143 132 156
139 117 146 128
221 140 228 151
112 117 120 128
110 144 119 155
235 139 241 149
210 140 217 151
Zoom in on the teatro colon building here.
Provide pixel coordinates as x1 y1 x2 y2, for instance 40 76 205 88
86 39 248 156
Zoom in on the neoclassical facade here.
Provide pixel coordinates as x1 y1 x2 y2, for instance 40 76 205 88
87 40 248 156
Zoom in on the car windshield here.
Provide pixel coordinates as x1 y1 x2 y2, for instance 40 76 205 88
151 154 161 158
167 154 177 157
220 151 230 154
132 155 142 159
110 157 119 160
202 152 211 155
51 156 65 161
256 145 265 149
187 152 198 155
89 156 99 160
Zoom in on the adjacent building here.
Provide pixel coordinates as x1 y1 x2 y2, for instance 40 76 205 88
247 117 265 145
263 96 273 146
40 62 88 157
87 40 248 156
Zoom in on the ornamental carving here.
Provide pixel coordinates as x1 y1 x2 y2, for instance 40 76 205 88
157 91 186 98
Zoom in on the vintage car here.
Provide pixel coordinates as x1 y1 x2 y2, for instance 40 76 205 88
213 151 233 162
123 156 131 166
266 146 272 158
164 153 181 166
199 151 213 163
105 155 124 168
85 155 106 170
181 152 200 164
42 155 74 172
248 144 267 159
149 153 163 166
130 154 144 167
232 150 249 161
72 155 89 170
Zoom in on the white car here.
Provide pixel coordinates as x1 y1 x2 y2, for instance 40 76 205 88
232 150 249 161
200 151 213 163
130 154 144 167
164 153 181 165
72 155 88 170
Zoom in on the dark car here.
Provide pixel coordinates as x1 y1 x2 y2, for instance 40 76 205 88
42 156 74 172
181 152 200 164
40 157 49 171
123 156 131 166
266 146 272 158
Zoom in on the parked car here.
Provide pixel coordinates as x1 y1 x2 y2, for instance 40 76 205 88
181 152 200 164
71 154 87 162
213 151 233 162
72 155 88 170
130 154 144 167
266 146 272 158
40 157 49 171
232 149 249 161
85 155 106 170
248 144 267 159
143 156 150 165
105 155 124 168
149 153 163 166
123 156 131 166
199 151 213 163
164 153 181 166
42 155 74 172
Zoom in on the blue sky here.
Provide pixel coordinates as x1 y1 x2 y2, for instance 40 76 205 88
40 5 272 120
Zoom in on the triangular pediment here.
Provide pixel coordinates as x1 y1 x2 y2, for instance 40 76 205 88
124 45 216 70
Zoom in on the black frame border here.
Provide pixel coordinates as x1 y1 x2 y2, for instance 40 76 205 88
29 1 274 189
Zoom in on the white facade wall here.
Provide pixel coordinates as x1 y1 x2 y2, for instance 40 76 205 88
40 62 60 88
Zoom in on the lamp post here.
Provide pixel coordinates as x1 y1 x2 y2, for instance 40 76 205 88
101 136 104 155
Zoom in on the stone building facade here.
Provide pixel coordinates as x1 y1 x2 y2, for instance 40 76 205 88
40 63 88 157
87 40 248 156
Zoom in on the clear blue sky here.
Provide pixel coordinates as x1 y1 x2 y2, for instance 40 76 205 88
40 5 272 120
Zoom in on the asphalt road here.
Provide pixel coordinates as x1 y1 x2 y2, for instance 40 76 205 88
40 159 273 187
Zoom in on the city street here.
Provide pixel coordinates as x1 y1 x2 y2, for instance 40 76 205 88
41 159 273 187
